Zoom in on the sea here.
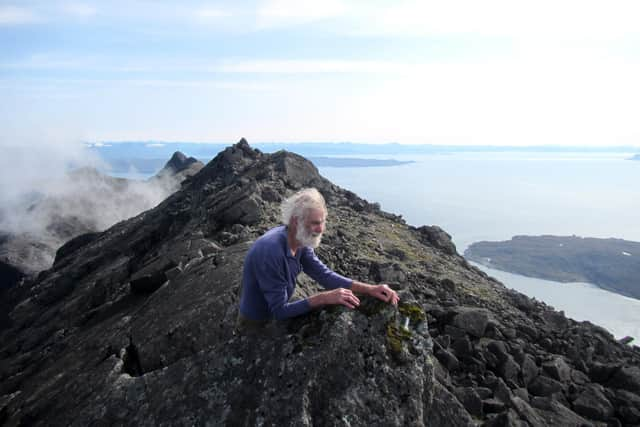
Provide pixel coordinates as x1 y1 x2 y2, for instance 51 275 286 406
316 151 640 341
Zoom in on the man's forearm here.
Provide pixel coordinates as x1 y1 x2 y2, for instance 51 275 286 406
350 280 374 295
307 293 326 308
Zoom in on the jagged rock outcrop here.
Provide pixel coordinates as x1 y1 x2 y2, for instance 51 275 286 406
151 151 203 183
0 152 203 289
1 140 639 426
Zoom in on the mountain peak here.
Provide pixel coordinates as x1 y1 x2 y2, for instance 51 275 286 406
161 151 200 174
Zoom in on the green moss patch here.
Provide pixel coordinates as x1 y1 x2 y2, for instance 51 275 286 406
398 303 426 323
386 323 412 354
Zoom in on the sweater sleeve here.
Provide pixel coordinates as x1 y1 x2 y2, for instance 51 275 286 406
256 248 311 320
300 248 353 290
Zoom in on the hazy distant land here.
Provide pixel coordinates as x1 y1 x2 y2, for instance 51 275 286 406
465 235 640 300
310 157 413 168
88 141 640 175
630 154 640 160
103 156 413 174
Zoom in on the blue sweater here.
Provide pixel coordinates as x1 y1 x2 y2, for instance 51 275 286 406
239 225 353 320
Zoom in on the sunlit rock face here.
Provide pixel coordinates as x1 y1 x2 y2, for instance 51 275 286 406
1 139 639 426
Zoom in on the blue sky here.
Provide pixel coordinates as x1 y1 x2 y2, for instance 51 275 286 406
2 0 640 147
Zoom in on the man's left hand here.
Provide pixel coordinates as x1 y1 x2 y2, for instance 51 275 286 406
369 284 399 305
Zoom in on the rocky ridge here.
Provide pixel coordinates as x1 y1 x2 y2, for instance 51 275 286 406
1 139 639 426
0 152 203 289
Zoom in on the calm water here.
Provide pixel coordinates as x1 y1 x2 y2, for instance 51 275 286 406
318 152 640 340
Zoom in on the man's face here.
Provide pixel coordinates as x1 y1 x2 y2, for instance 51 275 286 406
296 208 326 248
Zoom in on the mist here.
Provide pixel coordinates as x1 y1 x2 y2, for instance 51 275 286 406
0 142 186 274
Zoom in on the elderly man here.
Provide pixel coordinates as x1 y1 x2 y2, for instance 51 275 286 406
239 187 399 326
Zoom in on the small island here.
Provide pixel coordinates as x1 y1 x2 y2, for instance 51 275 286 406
465 235 640 300
629 154 640 161
309 156 414 168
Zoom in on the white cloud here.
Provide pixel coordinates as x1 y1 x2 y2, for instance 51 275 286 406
0 6 39 25
212 59 406 73
257 0 346 28
62 3 97 18
194 7 232 19
344 0 640 40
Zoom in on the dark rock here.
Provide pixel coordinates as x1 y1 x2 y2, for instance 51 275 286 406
572 384 614 421
605 389 640 424
452 307 491 338
499 356 521 384
164 266 182 281
513 387 529 402
483 409 527 427
487 340 510 363
530 397 592 426
510 396 546 427
427 382 476 427
507 290 536 314
608 365 640 393
482 398 506 413
454 387 483 416
218 194 263 225
475 387 493 399
570 368 590 385
520 355 539 386
528 375 564 397
492 378 512 403
130 271 167 294
589 361 620 383
260 185 282 202
516 323 538 340
129 257 177 294
444 325 468 340
452 336 473 357
618 405 640 424
541 310 569 330
54 232 101 266
158 151 202 175
618 336 634 345
370 262 406 283
435 349 460 372
414 225 458 255
542 356 571 382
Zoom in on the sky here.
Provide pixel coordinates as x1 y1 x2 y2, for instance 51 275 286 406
2 0 640 147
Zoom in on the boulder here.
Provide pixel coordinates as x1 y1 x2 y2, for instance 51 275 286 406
452 307 491 338
520 355 539 386
608 365 640 393
572 384 614 421
528 376 564 397
454 387 483 416
414 225 458 256
542 357 571 382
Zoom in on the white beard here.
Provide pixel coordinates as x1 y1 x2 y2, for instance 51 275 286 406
296 222 323 248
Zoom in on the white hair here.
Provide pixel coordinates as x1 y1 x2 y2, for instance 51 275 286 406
281 188 327 226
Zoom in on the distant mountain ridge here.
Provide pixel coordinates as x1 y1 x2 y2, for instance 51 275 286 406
465 235 640 299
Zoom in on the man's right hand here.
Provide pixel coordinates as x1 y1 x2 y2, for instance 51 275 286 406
309 288 360 309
